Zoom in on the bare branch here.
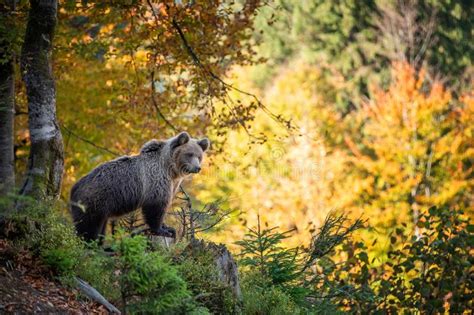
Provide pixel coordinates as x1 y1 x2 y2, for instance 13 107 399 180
170 18 294 133
61 124 121 157
149 61 179 132
172 186 236 240
376 0 437 71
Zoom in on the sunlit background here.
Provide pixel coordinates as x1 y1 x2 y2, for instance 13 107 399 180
12 0 473 254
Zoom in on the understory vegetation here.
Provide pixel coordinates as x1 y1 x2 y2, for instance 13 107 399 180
1 196 472 314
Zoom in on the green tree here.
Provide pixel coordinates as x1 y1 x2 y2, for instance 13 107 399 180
254 0 380 109
236 213 365 311
417 0 473 80
236 216 307 302
254 0 473 110
340 63 474 236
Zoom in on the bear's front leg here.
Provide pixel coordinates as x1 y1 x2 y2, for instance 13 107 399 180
142 201 175 238
161 224 176 238
151 227 175 238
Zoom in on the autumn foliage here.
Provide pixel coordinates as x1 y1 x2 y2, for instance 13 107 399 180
345 62 473 230
1 0 472 313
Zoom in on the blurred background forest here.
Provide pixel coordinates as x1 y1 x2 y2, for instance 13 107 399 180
1 0 473 313
6 0 472 245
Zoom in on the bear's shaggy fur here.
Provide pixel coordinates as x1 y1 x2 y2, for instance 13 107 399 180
70 132 210 241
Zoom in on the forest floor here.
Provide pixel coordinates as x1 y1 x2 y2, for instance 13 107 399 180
0 239 105 313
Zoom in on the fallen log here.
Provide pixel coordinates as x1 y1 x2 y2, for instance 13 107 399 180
75 277 121 314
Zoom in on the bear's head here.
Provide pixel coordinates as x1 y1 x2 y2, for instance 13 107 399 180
169 132 210 176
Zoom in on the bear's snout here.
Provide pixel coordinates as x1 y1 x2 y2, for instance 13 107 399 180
185 165 201 174
183 155 202 174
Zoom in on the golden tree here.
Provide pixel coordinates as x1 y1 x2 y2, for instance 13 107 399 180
343 62 473 235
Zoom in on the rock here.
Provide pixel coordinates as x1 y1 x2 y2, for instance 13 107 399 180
130 227 176 248
147 235 175 248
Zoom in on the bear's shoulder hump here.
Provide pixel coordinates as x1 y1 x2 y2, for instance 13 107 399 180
140 139 166 154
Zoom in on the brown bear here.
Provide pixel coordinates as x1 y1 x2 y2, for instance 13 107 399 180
70 132 210 241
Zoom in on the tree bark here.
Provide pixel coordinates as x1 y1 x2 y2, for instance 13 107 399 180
0 6 16 199
0 54 15 198
20 0 63 199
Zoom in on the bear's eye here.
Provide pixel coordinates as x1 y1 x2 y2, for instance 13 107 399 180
186 153 194 159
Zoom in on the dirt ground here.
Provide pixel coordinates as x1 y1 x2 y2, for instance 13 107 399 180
0 239 108 314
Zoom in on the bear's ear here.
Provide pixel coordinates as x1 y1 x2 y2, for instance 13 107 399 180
171 131 190 150
140 139 165 154
198 138 210 152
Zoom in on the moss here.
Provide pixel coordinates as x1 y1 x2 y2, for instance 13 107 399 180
4 199 84 277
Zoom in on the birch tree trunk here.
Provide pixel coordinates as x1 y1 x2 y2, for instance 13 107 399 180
0 50 15 198
19 0 63 199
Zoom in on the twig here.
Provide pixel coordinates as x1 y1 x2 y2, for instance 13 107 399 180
174 186 235 239
302 212 365 272
61 124 121 157
150 54 179 132
146 1 291 140
145 1 180 132
194 208 240 233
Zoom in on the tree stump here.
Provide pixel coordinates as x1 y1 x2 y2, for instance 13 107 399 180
185 239 242 300
131 229 242 306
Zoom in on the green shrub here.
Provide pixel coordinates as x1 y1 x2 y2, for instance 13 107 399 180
374 207 473 313
6 199 85 277
112 235 193 314
74 245 119 301
320 207 474 313
34 213 84 276
240 271 301 315
41 248 78 275
1 197 120 295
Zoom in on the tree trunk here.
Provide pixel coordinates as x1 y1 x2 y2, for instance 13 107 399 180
19 0 63 200
0 53 15 198
0 7 16 200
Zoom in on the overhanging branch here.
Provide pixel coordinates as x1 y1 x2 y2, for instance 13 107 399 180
61 124 121 157
170 18 293 131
